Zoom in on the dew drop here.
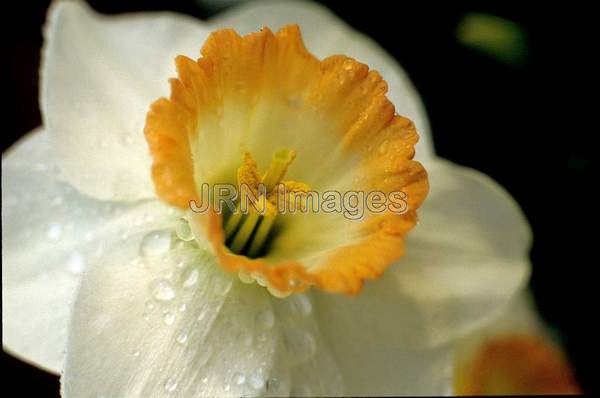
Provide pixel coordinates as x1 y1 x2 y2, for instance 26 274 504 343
197 309 207 322
66 252 85 275
248 374 264 390
175 218 194 241
176 330 188 345
163 311 176 326
256 309 275 330
266 284 292 298
178 303 187 312
140 230 171 257
253 273 267 287
182 268 199 289
47 223 62 240
151 279 176 301
164 378 178 392
232 372 246 385
132 350 140 357
238 271 254 284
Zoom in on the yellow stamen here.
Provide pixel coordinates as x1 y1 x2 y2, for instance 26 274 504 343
247 214 276 257
262 149 296 191
224 205 243 236
229 210 260 253
227 149 299 257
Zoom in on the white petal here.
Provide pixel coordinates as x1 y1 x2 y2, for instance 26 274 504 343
41 1 209 201
314 159 531 389
210 0 435 163
62 244 342 397
2 128 182 373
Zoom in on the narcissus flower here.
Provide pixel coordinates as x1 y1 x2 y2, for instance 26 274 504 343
2 1 531 396
454 293 581 395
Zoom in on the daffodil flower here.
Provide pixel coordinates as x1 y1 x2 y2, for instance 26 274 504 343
2 1 532 396
454 292 580 395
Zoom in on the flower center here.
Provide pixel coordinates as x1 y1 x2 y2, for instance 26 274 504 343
223 149 308 258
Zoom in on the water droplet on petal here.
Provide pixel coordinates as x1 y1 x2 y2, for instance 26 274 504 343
256 309 275 330
176 330 188 345
253 273 267 287
175 218 194 241
266 284 292 298
238 271 254 284
132 350 140 357
232 372 246 385
151 279 176 301
248 374 264 390
182 268 199 289
163 311 176 326
140 230 172 257
164 378 178 392
66 252 85 275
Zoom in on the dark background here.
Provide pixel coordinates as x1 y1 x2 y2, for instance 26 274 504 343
2 0 595 395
